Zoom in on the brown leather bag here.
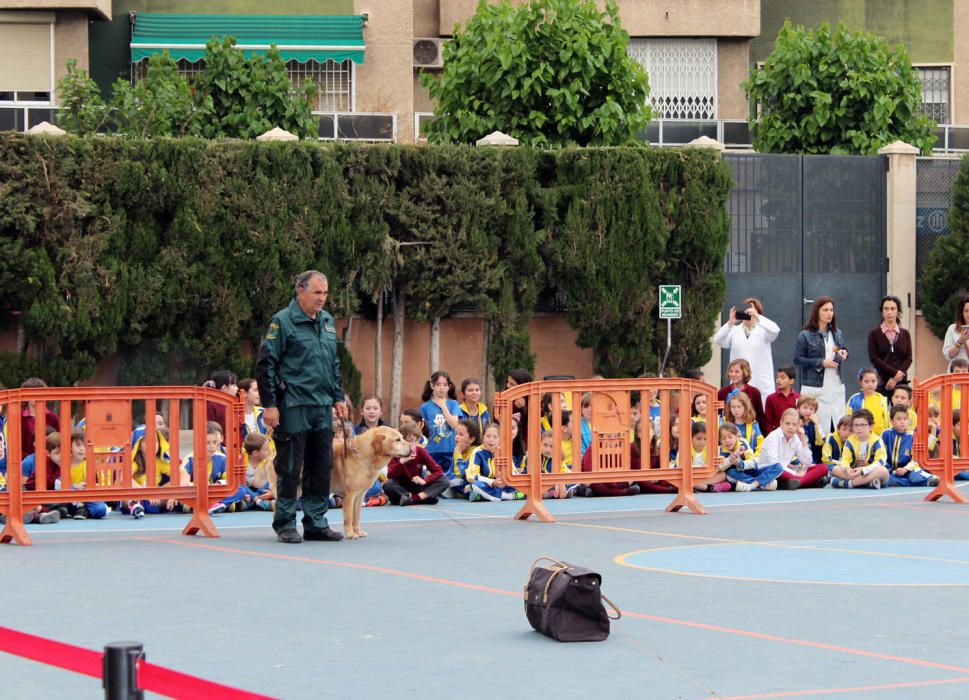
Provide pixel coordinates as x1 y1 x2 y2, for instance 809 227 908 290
524 557 621 642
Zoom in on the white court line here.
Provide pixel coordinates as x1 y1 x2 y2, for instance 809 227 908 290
20 483 968 536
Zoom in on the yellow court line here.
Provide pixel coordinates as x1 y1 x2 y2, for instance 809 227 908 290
612 560 969 587
557 520 969 566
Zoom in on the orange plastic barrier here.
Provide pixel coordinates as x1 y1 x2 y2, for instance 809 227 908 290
494 378 721 521
0 386 244 546
913 374 969 504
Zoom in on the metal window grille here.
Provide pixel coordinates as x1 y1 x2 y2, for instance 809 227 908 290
915 157 961 305
627 39 718 120
917 66 950 124
288 59 352 112
131 58 352 112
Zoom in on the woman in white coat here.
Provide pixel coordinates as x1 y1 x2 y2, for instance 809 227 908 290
713 297 780 408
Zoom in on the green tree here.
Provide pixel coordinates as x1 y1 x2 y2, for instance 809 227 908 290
921 154 969 338
56 39 317 140
193 38 318 140
543 148 731 376
744 21 936 155
110 52 201 138
421 0 651 147
55 60 109 135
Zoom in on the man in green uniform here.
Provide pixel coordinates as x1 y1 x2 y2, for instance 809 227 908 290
256 270 347 543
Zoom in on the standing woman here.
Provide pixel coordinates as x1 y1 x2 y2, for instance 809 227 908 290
794 297 849 434
713 297 780 407
867 295 912 397
942 293 969 368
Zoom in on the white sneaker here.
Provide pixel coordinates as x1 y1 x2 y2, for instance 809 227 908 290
734 482 754 492
208 503 227 515
130 503 145 519
764 480 778 491
470 483 501 502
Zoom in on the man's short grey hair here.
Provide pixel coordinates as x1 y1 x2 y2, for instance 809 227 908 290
295 270 327 295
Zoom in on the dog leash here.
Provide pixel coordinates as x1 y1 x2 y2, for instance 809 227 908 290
338 417 380 472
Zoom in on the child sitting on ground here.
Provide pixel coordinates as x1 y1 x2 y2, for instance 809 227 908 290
238 378 269 439
21 432 64 523
882 405 939 487
720 423 781 492
759 408 829 489
538 430 572 499
398 409 429 448
831 409 891 489
846 368 890 437
765 365 799 434
243 432 275 510
691 393 708 424
796 395 826 463
717 359 767 433
354 394 387 435
64 429 108 520
383 423 448 506
726 392 764 456
444 419 480 498
889 385 918 433
467 422 524 502
690 421 733 492
459 378 490 433
822 416 853 469
181 423 234 515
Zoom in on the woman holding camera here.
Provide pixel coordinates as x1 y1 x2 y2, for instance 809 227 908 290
867 295 912 396
794 297 848 434
942 293 969 368
713 297 780 407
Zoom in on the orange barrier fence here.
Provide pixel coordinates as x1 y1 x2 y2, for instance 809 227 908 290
913 375 969 504
0 387 244 546
493 378 721 521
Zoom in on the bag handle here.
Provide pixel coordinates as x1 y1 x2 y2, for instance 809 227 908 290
601 592 622 620
527 556 623 616
525 557 570 605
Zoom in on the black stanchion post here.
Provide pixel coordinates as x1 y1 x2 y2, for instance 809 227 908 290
103 642 145 700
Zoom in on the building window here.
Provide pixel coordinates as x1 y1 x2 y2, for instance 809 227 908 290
131 58 353 112
627 38 718 120
0 17 54 102
917 66 950 124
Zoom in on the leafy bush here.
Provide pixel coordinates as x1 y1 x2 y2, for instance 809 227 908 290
744 21 935 155
56 39 317 140
422 0 651 147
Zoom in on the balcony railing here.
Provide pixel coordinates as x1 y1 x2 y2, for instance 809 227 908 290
0 107 397 143
414 113 969 152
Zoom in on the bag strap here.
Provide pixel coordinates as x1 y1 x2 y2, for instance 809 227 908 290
601 592 622 620
524 556 568 605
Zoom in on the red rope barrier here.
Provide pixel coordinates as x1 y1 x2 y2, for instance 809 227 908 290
0 625 278 699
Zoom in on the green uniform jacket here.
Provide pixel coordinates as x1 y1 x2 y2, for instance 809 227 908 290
255 299 343 431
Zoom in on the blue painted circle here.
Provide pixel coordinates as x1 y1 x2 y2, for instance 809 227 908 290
618 539 969 586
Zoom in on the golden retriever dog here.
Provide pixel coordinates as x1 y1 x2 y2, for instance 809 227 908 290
268 425 412 539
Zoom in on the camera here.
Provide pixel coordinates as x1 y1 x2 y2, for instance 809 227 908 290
736 309 751 321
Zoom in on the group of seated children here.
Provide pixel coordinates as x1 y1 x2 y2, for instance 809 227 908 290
3 360 965 524
0 374 278 525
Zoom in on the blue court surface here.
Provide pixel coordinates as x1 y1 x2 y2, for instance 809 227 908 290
3 484 969 699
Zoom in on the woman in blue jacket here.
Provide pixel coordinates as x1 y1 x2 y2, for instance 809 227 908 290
794 296 849 434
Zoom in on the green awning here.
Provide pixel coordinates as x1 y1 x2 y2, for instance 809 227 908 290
131 14 365 64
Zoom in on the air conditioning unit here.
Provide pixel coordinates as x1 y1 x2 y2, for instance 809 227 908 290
413 38 444 69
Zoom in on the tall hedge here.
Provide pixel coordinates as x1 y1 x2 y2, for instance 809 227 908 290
0 134 731 388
